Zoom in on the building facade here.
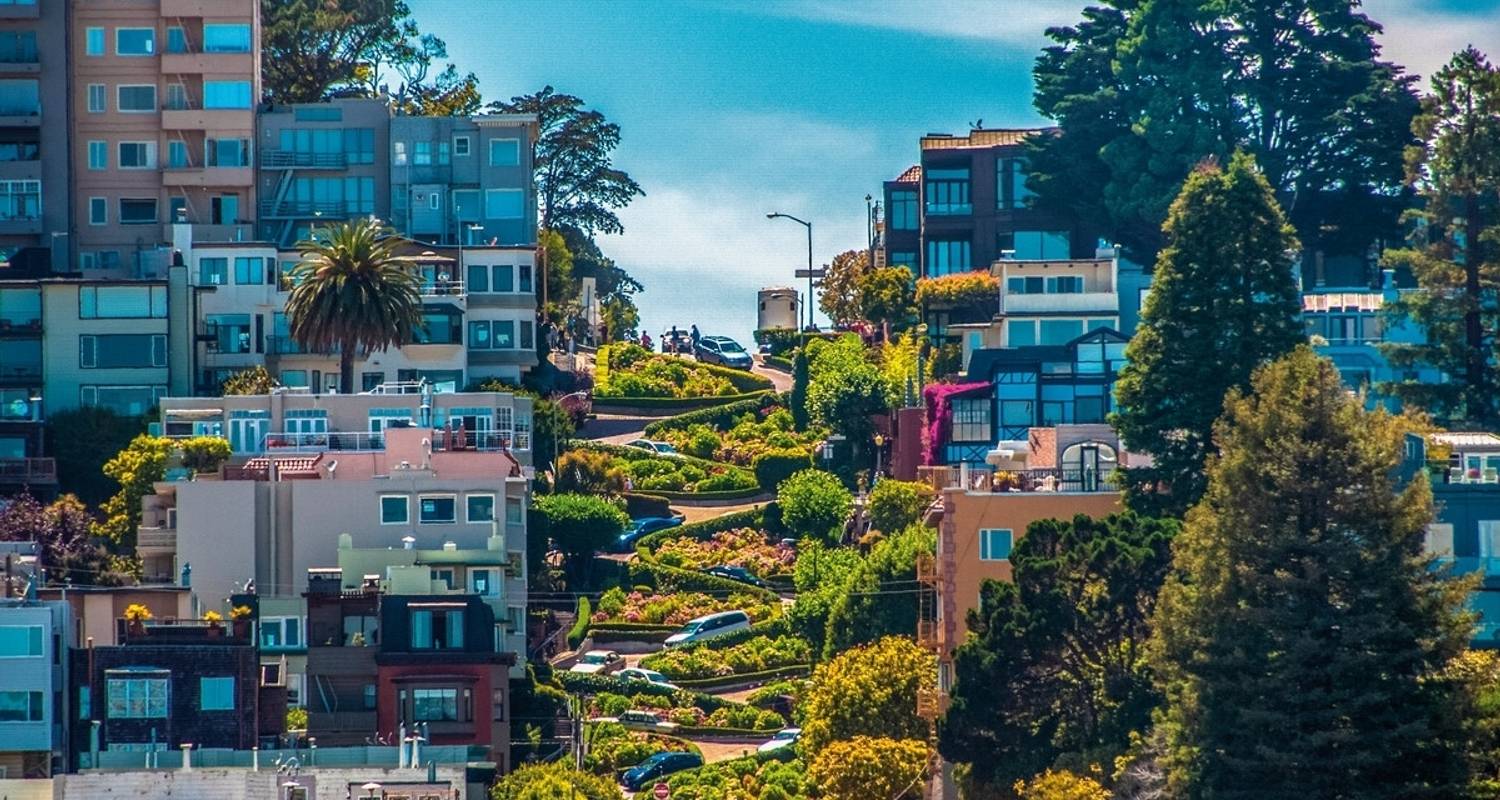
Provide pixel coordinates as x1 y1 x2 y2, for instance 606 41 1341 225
255 98 391 248
389 114 538 248
0 598 70 778
0 0 67 272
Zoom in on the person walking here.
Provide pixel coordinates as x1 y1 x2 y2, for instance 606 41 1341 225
689 324 701 354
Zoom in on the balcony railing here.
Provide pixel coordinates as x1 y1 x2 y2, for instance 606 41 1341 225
419 281 465 297
263 431 386 453
137 527 177 550
434 429 515 452
258 200 355 219
928 464 1118 494
1003 291 1118 314
264 335 338 356
0 457 54 483
262 151 347 169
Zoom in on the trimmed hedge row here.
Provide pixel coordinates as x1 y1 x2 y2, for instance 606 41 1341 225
590 629 674 644
677 724 785 738
644 487 766 502
762 354 794 372
636 506 767 552
642 396 769 437
672 616 793 654
593 390 771 413
568 597 593 649
623 492 674 519
627 558 780 605
554 671 742 713
568 439 731 472
673 665 813 691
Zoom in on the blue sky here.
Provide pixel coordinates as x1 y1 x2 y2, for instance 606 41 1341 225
410 0 1500 344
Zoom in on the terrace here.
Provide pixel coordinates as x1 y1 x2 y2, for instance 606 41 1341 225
921 463 1118 494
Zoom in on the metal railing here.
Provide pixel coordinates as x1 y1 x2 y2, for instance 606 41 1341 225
435 429 514 452
930 464 1119 494
262 150 347 169
257 199 356 219
0 457 54 482
137 528 177 549
263 431 386 452
419 280 465 297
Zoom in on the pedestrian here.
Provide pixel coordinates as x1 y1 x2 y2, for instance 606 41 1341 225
690 324 701 353
640 331 652 350
669 325 680 354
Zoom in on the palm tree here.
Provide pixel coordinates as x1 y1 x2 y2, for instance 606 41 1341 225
285 218 423 394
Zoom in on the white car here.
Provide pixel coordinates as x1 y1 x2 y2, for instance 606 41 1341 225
758 727 801 754
625 438 680 456
590 709 681 733
617 667 678 690
665 610 751 646
568 649 625 675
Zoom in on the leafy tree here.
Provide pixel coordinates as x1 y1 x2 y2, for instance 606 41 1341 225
1381 48 1500 427
856 266 917 335
1029 0 1418 259
45 407 146 506
286 219 423 394
938 513 1176 793
531 493 628 584
553 450 623 495
866 479 933 534
806 336 893 443
493 87 644 236
823 524 934 659
777 469 852 544
538 228 577 319
94 435 177 548
178 437 231 474
1112 152 1302 516
807 736 928 800
1151 347 1472 798
788 540 864 655
798 636 933 755
491 761 623 800
221 365 276 395
790 348 810 432
1447 650 1500 796
819 249 870 327
0 493 124 586
1013 769 1111 800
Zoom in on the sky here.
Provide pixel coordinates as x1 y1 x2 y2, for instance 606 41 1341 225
409 0 1500 346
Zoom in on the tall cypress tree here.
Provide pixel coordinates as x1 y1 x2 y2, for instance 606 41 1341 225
1151 347 1472 799
1112 151 1302 517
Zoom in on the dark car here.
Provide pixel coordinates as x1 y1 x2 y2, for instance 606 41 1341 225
702 565 767 587
616 516 683 552
695 336 752 369
621 751 703 790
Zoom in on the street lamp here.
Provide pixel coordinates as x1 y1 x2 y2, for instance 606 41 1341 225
766 212 814 331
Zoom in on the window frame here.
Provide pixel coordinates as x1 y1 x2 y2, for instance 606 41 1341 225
488 138 520 166
117 141 156 170
453 135 470 157
199 676 235 712
380 494 409 525
465 493 495 523
115 28 156 57
86 83 106 113
418 494 457 525
979 528 1013 561
0 625 42 658
85 27 105 57
116 84 157 114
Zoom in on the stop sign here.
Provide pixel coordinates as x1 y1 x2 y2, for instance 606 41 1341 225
653 783 671 799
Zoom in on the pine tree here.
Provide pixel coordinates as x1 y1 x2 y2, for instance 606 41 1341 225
1151 347 1472 799
1112 151 1302 517
790 347 810 432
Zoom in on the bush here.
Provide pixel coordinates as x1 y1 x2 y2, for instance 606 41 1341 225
568 596 593 649
623 493 673 518
492 762 624 800
179 436 232 474
666 754 810 799
589 588 776 626
755 328 803 356
638 506 766 552
641 634 812 679
808 736 928 800
597 343 772 399
777 469 853 543
914 272 1000 308
654 528 795 580
46 407 147 506
643 396 774 437
866 479 934 534
555 449 625 495
753 448 814 493
535 494 629 582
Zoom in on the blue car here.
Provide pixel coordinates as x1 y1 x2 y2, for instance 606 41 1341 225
616 516 683 552
621 751 703 791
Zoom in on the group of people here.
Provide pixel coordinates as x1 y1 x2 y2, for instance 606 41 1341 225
641 324 700 355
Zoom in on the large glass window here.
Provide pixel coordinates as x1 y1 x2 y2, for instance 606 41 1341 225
412 311 461 345
0 690 41 722
203 24 252 53
380 495 409 525
233 257 265 285
118 198 157 224
466 494 495 523
85 27 104 56
106 676 168 718
1002 158 1034 210
116 85 156 113
0 625 42 657
79 285 167 319
889 190 918 230
925 168 971 215
79 334 167 368
410 608 464 649
466 264 489 292
203 81 252 109
485 189 523 220
1013 230 1071 260
925 239 971 276
412 688 458 721
205 314 252 354
115 28 156 56
492 264 514 292
87 84 105 113
468 320 492 350
199 677 234 711
0 179 37 220
419 495 456 524
950 398 992 443
1039 319 1084 345
207 138 248 167
489 138 519 166
118 142 156 169
0 32 37 64
979 529 1013 561
199 257 227 286
81 386 165 415
493 320 515 349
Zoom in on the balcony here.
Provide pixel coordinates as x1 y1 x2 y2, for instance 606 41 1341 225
928 465 1119 494
161 0 251 16
419 280 465 298
262 151 347 170
161 51 255 76
162 107 252 132
0 215 39 235
161 166 254 188
263 431 387 453
258 200 353 220
0 457 54 484
264 335 337 356
0 362 41 383
1003 291 1118 315
160 222 254 243
915 553 936 585
137 526 177 554
0 48 39 74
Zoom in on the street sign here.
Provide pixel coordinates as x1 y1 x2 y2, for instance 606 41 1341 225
653 783 671 799
794 268 826 279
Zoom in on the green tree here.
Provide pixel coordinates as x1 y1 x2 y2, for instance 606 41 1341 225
937 513 1176 793
788 540 864 655
1381 48 1500 426
806 336 893 443
538 228 577 319
45 407 146 506
1448 650 1500 796
819 249 870 327
790 347 810 432
807 736 928 800
0 493 126 586
1013 770 1111 800
493 87 644 236
856 266 916 335
866 479 933 534
1151 347 1472 798
285 219 423 394
94 435 177 547
777 469 852 544
1029 0 1418 259
532 493 628 584
823 524 934 659
798 636 933 756
221 365 276 395
1112 152 1302 516
491 761 623 800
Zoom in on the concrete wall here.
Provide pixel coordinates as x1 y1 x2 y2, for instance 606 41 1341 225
54 765 466 800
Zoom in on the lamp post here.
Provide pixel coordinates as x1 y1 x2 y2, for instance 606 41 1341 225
766 212 813 331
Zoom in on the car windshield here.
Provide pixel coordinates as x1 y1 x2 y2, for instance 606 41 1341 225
775 730 797 740
580 653 608 664
644 670 666 681
678 621 703 633
720 340 745 353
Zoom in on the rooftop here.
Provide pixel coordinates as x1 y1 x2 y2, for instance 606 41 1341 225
920 127 1052 150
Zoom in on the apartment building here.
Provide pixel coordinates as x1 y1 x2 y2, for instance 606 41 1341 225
255 98 391 248
71 0 260 278
390 114 539 247
0 598 70 778
0 0 67 272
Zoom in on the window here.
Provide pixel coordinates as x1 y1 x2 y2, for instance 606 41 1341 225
118 142 156 169
471 568 499 597
489 138 519 166
466 264 489 292
412 688 458 721
428 192 440 210
1426 524 1455 558
454 135 470 157
233 257 265 285
1046 275 1084 294
438 141 450 164
518 265 533 293
493 320 515 349
203 23 252 53
926 239 971 276
165 83 187 111
87 84 105 113
116 28 156 56
419 495 456 524
78 687 90 720
1039 319 1083 345
0 30 38 65
117 85 156 113
0 625 41 657
925 168 971 215
80 334 167 368
393 141 407 166
196 677 234 711
1013 230 1070 260
1481 521 1500 561
889 190 918 230
0 79 37 115
485 189 523 220
0 690 41 722
514 412 531 451
204 81 251 109
0 179 36 220
81 386 166 416
87 141 107 170
79 285 167 319
890 251 917 272
466 494 495 523
468 321 492 349
492 264 514 292
106 676 168 718
410 608 464 649
380 495 409 525
1002 158 1034 209
260 617 302 649
118 199 157 225
167 140 188 169
164 26 185 54
86 27 104 56
207 138 248 167
950 398 992 442
979 529 1013 561
520 320 534 350
432 568 455 590
506 497 524 525
205 314 251 354
198 257 227 286
413 141 432 165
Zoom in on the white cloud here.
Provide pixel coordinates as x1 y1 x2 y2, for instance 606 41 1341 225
1362 0 1500 83
770 0 1084 46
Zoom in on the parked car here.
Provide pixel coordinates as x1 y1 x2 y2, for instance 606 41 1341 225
660 329 693 354
617 668 678 690
625 438 680 456
592 709 680 733
569 649 625 675
665 610 752 646
622 751 703 791
617 516 684 551
758 727 802 754
695 335 752 369
702 565 767 587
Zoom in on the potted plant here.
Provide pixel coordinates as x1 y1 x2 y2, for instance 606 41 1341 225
124 604 153 637
230 605 253 638
203 609 224 637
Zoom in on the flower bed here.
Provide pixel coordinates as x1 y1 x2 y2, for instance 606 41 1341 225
641 634 812 680
568 441 759 494
596 343 773 399
584 723 697 773
654 527 795 581
593 587 776 627
657 408 822 467
587 691 786 732
665 753 808 799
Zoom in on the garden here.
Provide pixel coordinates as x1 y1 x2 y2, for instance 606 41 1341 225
665 753 810 800
653 527 796 583
559 443 760 496
584 721 698 774
587 691 786 732
595 342 773 400
591 586 778 627
640 634 813 681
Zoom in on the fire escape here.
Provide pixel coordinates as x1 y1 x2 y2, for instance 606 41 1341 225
915 481 957 798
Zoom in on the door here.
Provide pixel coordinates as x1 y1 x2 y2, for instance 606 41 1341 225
1077 444 1101 492
229 415 268 453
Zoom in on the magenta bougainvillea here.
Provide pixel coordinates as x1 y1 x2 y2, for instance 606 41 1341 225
921 382 990 465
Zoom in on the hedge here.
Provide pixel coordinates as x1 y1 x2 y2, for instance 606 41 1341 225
641 487 766 503
672 665 814 691
762 354 794 372
671 616 793 654
567 597 592 649
568 440 733 472
677 724 785 738
589 629 675 645
554 672 743 713
751 449 813 493
592 391 772 413
623 492 673 518
753 328 802 356
642 396 771 437
636 506 767 552
627 558 781 605
585 622 681 634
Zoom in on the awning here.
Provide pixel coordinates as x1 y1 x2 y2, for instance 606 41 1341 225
164 408 223 419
